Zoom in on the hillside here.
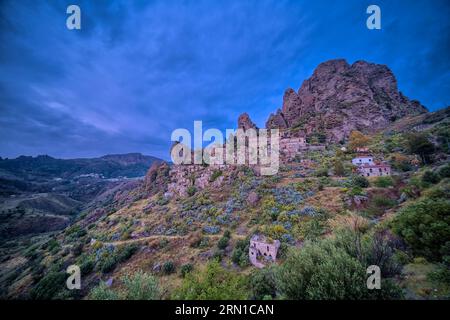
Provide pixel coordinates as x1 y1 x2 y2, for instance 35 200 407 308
0 60 449 301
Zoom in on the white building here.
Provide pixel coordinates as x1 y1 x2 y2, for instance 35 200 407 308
352 156 374 166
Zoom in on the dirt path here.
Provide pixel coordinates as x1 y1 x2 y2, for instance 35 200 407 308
104 232 247 246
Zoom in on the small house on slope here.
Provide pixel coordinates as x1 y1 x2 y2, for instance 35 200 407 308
249 234 280 268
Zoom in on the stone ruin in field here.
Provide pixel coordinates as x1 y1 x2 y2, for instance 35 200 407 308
249 234 280 268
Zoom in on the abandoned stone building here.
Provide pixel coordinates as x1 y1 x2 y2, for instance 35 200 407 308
249 234 280 268
357 162 391 177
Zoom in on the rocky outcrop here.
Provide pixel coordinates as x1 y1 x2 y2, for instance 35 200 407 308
266 59 427 142
238 112 258 131
167 164 228 197
142 161 170 196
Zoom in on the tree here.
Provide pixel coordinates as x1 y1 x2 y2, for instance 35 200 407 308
392 198 450 262
249 266 277 300
333 158 345 176
405 133 435 164
349 131 371 151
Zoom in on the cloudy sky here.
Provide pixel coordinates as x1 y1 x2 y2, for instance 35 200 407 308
1 0 449 160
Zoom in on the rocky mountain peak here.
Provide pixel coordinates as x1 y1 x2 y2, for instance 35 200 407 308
266 59 427 142
237 112 258 130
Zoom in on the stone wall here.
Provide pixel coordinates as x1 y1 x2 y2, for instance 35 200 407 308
167 164 228 197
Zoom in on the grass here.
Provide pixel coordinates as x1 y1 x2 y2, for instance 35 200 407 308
400 262 450 299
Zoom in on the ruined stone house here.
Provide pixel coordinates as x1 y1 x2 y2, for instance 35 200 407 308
357 162 391 177
249 234 280 268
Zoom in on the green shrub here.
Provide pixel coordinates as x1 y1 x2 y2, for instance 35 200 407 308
421 170 441 186
162 261 175 274
374 176 394 188
212 249 224 261
438 164 450 178
46 239 60 254
209 170 223 182
249 267 277 300
172 260 248 299
30 271 66 300
217 236 230 250
90 271 159 300
372 195 396 208
117 244 138 263
187 186 197 197
276 236 403 300
392 198 450 261
99 256 118 273
314 167 329 177
121 270 160 299
180 263 194 277
350 175 369 188
80 258 95 276
89 282 119 300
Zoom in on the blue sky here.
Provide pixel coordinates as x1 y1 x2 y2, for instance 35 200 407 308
0 0 449 160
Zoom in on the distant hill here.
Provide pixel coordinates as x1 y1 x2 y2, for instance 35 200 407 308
0 153 163 180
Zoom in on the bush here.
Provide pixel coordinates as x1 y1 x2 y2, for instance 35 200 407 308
230 239 249 267
117 244 138 263
350 175 369 188
212 249 225 261
180 263 194 278
217 236 230 250
89 282 119 300
162 261 175 274
372 195 396 208
172 260 248 299
121 270 160 299
277 235 403 300
276 241 367 299
187 186 197 197
438 164 450 178
421 170 441 186
80 258 95 276
392 198 450 261
209 170 223 182
249 267 277 299
314 167 329 177
90 271 159 300
374 176 394 188
30 271 66 300
100 256 118 273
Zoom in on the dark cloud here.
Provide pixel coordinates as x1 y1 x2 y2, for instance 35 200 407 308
0 0 448 160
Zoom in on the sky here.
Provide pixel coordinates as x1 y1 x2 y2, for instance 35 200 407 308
0 0 449 160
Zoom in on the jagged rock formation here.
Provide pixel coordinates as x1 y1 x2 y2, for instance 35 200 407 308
142 161 170 196
266 59 427 142
238 112 258 130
